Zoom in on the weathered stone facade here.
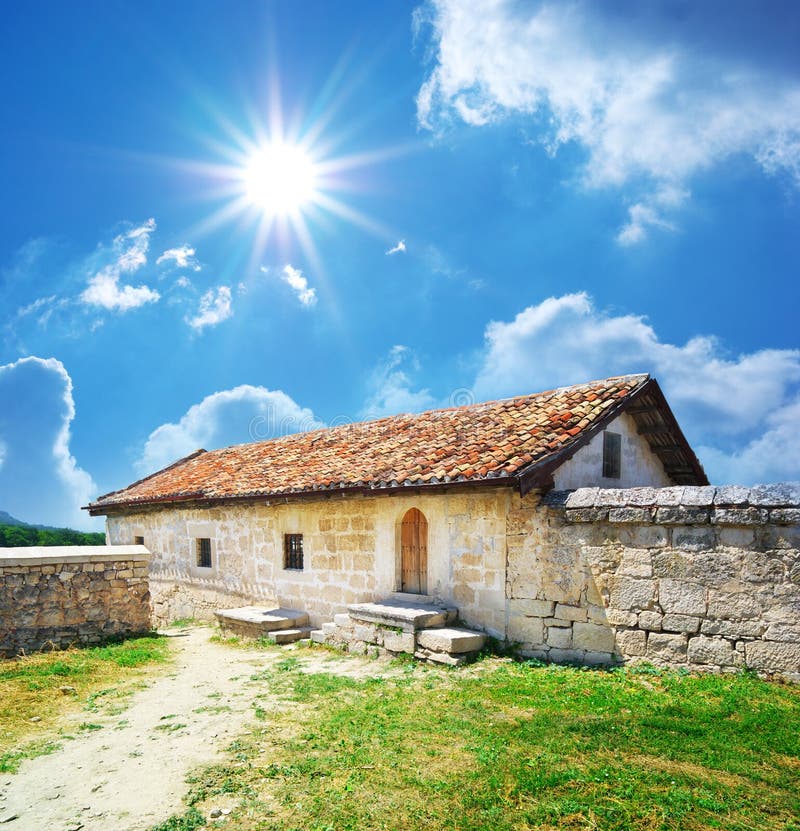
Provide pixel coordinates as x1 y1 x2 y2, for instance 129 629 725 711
107 489 509 633
507 484 800 681
0 546 151 657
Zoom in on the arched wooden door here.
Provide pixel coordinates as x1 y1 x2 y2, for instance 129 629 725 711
400 508 428 594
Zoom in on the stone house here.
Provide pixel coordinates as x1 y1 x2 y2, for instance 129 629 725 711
86 374 708 646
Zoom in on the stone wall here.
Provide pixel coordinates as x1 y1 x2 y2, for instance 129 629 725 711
0 545 152 657
507 484 800 681
106 488 509 633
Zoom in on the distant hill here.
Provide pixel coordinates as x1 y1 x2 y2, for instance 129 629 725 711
0 511 105 547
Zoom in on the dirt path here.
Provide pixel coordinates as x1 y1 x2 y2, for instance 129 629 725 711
0 628 385 831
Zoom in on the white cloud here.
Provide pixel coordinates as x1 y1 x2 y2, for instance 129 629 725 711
0 438 6 470
386 239 407 256
157 245 201 272
135 386 322 475
416 0 800 242
471 293 800 484
278 265 317 307
174 276 192 289
0 356 98 529
361 345 437 419
186 286 233 331
80 218 160 311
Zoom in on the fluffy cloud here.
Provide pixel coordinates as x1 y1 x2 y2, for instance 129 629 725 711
80 218 160 311
361 345 437 419
471 293 800 484
186 286 233 331
416 0 800 242
135 386 322 475
273 265 317 307
386 239 407 256
157 245 201 272
0 356 98 529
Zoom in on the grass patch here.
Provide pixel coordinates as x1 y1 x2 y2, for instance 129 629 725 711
149 807 206 830
0 635 171 772
184 658 800 831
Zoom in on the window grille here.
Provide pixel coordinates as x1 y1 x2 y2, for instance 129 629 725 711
284 533 304 570
603 431 622 479
196 537 212 568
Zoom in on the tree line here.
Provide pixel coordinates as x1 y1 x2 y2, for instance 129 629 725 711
0 524 106 547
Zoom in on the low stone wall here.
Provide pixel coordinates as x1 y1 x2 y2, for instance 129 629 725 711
508 484 800 681
0 545 152 657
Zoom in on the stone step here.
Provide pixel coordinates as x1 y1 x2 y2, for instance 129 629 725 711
310 629 327 644
390 592 436 604
414 649 468 667
417 627 487 654
269 627 314 645
215 606 310 638
347 599 458 632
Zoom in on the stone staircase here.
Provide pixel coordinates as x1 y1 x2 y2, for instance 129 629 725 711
311 594 487 666
214 606 313 644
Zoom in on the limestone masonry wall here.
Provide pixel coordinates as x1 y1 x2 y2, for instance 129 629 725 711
0 546 151 657
507 484 800 681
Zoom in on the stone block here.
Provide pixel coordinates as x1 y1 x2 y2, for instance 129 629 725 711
614 629 647 656
508 614 544 645
567 508 609 523
554 603 587 622
594 490 629 508
584 651 616 666
718 528 755 548
608 507 653 524
647 633 687 663
622 525 669 549
673 527 716 551
681 486 717 507
605 609 637 627
713 485 751 506
610 577 655 611
712 508 768 526
750 483 800 507
655 507 710 525
354 623 379 643
572 622 615 653
417 627 486 654
706 591 759 621
743 552 787 584
334 613 353 629
565 488 599 509
688 553 738 585
655 487 685 506
618 548 652 578
763 623 800 643
661 614 701 634
700 618 765 638
546 626 572 649
382 630 415 654
659 579 706 616
745 640 800 674
687 636 743 667
651 550 692 578
769 508 800 525
508 598 555 618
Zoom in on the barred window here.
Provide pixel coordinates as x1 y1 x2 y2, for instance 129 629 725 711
603 431 622 480
196 537 212 569
284 534 304 570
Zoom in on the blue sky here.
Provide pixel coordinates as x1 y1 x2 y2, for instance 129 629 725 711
1 0 799 529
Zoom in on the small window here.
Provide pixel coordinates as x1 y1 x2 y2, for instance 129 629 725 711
284 534 304 570
196 537 212 569
134 536 144 546
603 431 622 479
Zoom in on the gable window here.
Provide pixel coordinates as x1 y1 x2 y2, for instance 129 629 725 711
284 534 304 570
603 431 622 479
196 537 212 569
134 535 144 546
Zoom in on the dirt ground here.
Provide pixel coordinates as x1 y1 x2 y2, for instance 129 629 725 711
0 628 387 831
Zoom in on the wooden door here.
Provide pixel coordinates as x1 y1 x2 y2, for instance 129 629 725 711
401 508 428 594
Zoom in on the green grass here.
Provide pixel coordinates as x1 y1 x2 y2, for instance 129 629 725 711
182 658 800 831
0 635 171 772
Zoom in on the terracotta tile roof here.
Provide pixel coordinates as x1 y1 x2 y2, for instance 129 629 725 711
87 374 679 513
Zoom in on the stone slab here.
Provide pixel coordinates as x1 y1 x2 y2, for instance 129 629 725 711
214 606 309 632
417 627 487 654
270 627 314 644
0 545 150 567
347 599 457 632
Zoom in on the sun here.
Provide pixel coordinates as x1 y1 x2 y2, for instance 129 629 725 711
241 142 318 216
